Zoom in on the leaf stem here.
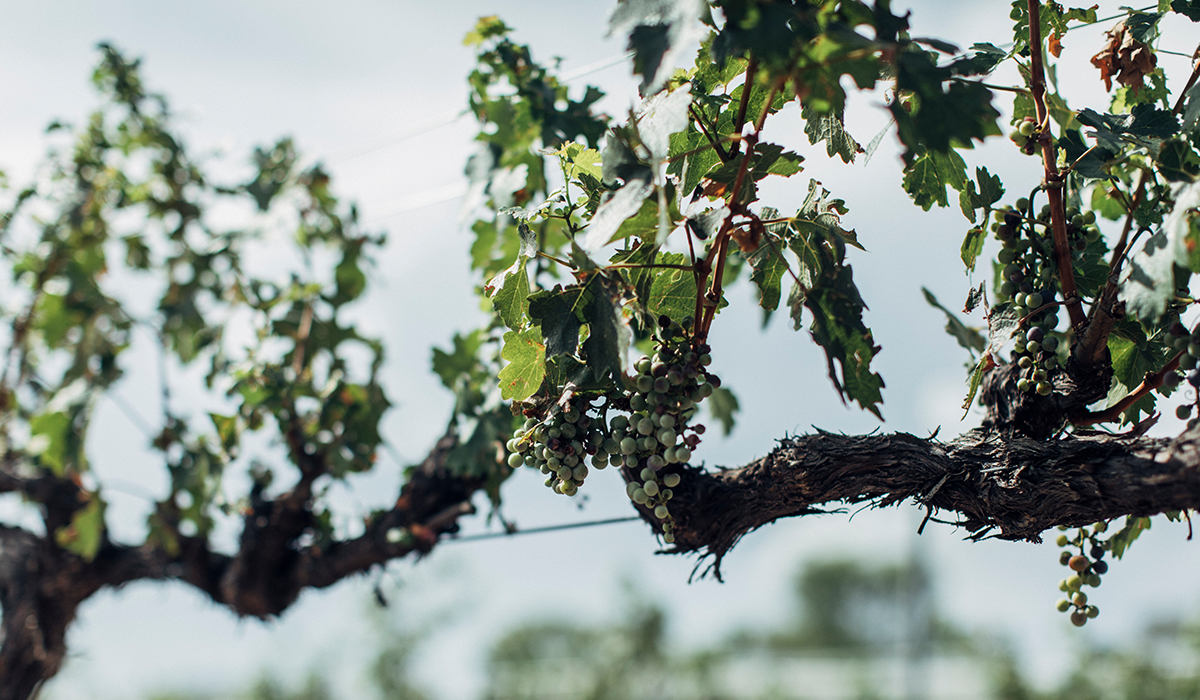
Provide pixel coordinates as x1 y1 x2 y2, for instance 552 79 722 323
688 104 731 162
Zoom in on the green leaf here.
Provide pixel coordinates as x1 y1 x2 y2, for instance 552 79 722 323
962 357 989 414
1107 319 1171 423
922 288 986 357
1109 515 1152 559
583 178 654 251
528 286 587 357
801 105 862 164
31 410 74 476
55 496 105 561
805 264 884 418
1172 0 1200 21
957 167 1004 223
960 227 986 271
432 330 486 392
610 0 707 94
498 328 546 401
487 259 530 330
747 236 789 314
707 386 739 436
1120 181 1200 323
646 252 701 326
209 413 240 454
556 142 604 182
902 148 968 211
580 277 632 380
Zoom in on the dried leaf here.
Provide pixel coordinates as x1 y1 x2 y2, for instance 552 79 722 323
1090 22 1158 95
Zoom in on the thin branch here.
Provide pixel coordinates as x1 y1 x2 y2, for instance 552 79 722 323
1026 0 1086 330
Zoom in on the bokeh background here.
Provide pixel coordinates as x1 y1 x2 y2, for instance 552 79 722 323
3 1 1200 698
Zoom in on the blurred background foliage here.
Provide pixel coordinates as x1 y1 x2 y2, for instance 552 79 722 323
122 553 1200 700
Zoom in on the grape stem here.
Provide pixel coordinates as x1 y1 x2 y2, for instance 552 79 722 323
1025 0 1086 330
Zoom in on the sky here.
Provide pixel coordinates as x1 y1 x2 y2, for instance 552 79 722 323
3 1 1200 698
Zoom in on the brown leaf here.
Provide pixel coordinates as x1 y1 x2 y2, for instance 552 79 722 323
1048 31 1063 58
1090 22 1157 95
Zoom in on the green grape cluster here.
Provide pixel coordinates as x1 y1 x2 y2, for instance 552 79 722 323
1054 522 1109 626
613 318 716 544
506 397 606 497
1008 116 1039 155
504 317 717 544
991 201 1091 395
1165 322 1200 425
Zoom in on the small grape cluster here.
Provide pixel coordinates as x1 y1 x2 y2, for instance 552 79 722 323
1054 522 1109 626
1008 116 1039 155
615 318 717 543
1165 323 1200 424
991 201 1097 396
506 398 605 497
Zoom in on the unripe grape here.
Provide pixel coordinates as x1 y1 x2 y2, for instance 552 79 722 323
620 437 638 454
675 447 692 463
654 504 669 519
643 480 660 496
592 455 608 469
662 488 673 500
632 488 649 504
640 467 655 481
664 473 681 488
647 454 666 469
1085 573 1102 587
572 465 588 481
1066 574 1083 590
1056 534 1070 547
658 428 677 446
663 533 675 544
1018 121 1036 137
1037 381 1052 396
507 453 524 468
1086 605 1099 618
1059 550 1072 565
1056 598 1071 612
1178 404 1192 420
637 418 655 435
1072 592 1088 606
626 482 640 497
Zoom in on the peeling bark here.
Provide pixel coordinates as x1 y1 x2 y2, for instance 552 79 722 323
653 426 1200 579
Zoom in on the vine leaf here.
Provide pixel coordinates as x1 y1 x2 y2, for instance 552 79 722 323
961 227 986 271
922 288 986 357
801 105 862 164
805 264 884 419
958 166 1004 224
583 177 654 251
708 386 739 435
581 276 632 380
487 260 530 330
54 496 105 561
528 286 587 358
646 252 702 327
1120 180 1200 323
903 147 968 211
498 328 546 401
1107 319 1170 424
747 236 789 315
609 0 707 94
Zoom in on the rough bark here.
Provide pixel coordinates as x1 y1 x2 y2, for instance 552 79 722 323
5 392 1200 697
651 426 1200 579
0 430 482 700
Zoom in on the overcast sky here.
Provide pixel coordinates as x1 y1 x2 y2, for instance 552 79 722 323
4 1 1200 698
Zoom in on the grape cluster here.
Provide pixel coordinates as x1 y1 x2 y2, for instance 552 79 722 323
1008 116 1039 155
506 397 606 497
504 316 718 544
1166 323 1200 424
991 200 1096 396
1054 523 1109 626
